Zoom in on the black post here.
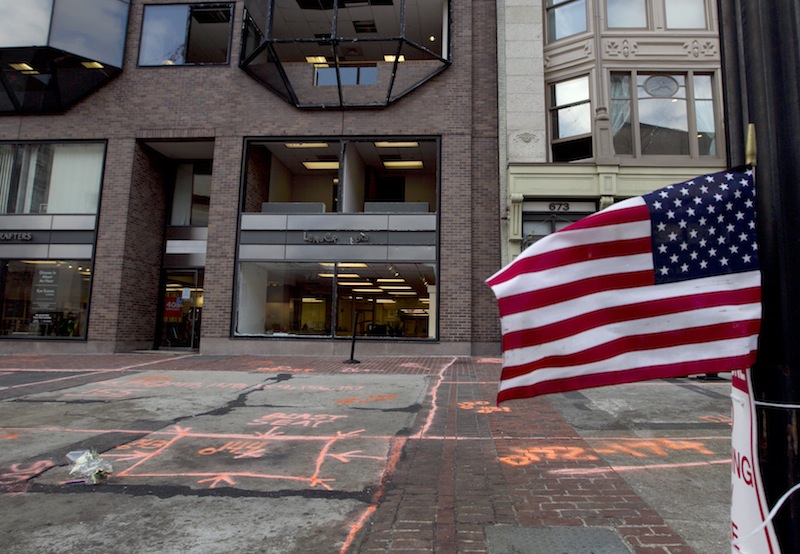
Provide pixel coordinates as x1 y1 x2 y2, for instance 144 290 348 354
344 308 360 364
719 0 800 549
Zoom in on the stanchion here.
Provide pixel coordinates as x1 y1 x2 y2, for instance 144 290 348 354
343 309 360 364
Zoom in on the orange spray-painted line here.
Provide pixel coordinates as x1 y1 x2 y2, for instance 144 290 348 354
415 356 457 439
339 435 406 553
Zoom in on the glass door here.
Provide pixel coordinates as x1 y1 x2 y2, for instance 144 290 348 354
159 269 203 349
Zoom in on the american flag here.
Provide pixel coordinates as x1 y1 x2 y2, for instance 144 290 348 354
487 167 761 403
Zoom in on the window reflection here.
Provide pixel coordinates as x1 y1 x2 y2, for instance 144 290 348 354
610 72 717 157
0 0 53 48
550 76 592 161
139 4 233 66
50 0 129 67
0 143 105 214
607 0 646 28
0 260 92 339
546 0 587 43
665 0 706 29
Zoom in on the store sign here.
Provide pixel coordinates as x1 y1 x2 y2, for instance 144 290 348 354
303 231 370 245
0 232 32 241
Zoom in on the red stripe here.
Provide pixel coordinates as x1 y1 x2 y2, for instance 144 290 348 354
566 204 650 231
497 270 654 317
497 352 757 403
502 286 762 351
501 319 761 380
488 237 652 287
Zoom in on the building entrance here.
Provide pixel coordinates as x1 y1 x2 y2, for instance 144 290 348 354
159 269 203 350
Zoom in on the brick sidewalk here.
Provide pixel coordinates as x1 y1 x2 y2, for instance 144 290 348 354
0 353 699 552
352 357 695 553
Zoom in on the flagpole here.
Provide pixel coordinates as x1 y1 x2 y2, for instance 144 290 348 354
719 0 800 550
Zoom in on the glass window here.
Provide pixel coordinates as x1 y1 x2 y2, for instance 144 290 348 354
50 0 130 67
235 261 436 339
243 139 438 214
0 0 54 48
610 72 718 158
170 162 211 226
549 76 592 161
607 0 647 28
665 0 706 29
0 143 105 214
546 0 587 43
138 4 233 66
242 0 449 108
0 260 92 339
694 74 716 156
315 66 378 87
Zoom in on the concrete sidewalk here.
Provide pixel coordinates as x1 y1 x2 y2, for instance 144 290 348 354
0 354 731 553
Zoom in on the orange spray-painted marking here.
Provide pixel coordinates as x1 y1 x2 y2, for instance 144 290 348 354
339 436 406 553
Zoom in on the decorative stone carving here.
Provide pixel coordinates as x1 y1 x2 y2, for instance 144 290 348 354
606 39 638 58
684 39 717 57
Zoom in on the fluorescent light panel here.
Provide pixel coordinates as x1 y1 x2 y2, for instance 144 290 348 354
285 142 329 148
383 161 423 169
374 141 419 148
303 161 339 170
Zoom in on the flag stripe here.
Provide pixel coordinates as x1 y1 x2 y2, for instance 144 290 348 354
500 336 758 394
487 216 651 288
497 269 654 316
501 318 761 380
502 286 762 351
489 237 652 288
497 353 757 402
564 202 649 230
500 271 761 333
502 302 761 369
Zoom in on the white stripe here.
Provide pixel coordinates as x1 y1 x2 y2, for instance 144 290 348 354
502 301 761 368
500 271 761 331
516 219 650 260
500 336 758 392
491 253 653 300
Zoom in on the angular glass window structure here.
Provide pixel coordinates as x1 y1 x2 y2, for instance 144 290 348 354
0 0 130 114
138 4 233 66
240 0 450 108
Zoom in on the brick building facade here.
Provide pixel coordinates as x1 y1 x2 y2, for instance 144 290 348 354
0 0 501 356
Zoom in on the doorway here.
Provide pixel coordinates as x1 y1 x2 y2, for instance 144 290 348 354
159 269 203 349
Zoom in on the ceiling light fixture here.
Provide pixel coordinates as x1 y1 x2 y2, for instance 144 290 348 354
383 160 423 169
285 142 329 148
374 141 419 148
303 161 339 170
384 55 405 62
10 62 33 71
81 61 104 69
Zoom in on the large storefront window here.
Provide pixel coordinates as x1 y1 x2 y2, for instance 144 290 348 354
242 139 437 214
0 260 91 338
235 262 435 339
0 142 104 214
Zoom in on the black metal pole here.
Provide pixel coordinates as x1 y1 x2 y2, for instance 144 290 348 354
344 308 360 364
719 0 800 549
